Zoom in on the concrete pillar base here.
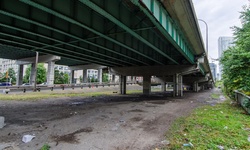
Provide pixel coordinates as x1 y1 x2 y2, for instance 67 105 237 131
16 64 24 86
70 70 75 84
47 61 55 85
161 82 166 92
119 75 126 94
98 69 103 83
30 63 36 86
83 69 87 83
143 76 151 95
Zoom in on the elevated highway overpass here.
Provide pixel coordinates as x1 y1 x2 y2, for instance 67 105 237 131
0 0 213 96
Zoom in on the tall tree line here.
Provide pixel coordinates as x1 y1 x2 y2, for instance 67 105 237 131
220 5 250 97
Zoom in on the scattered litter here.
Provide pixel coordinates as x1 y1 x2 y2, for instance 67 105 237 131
183 133 187 136
183 142 193 147
224 126 228 129
22 135 35 143
220 111 223 114
161 140 170 145
190 101 193 103
0 116 5 128
219 95 226 101
248 136 250 142
217 145 224 150
119 120 125 123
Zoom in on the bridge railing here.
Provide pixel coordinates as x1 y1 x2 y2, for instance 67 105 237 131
0 81 138 94
234 90 250 114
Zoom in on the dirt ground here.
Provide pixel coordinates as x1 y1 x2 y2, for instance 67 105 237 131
0 85 221 150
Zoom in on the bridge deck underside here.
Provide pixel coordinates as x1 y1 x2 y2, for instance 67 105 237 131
0 0 194 67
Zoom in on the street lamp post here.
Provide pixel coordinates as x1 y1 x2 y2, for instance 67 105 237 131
198 19 208 55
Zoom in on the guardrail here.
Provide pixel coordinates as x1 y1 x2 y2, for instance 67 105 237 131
0 81 138 94
235 90 250 114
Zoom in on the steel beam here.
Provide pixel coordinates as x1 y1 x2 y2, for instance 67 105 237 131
19 0 158 65
79 0 178 64
0 10 147 66
133 0 195 64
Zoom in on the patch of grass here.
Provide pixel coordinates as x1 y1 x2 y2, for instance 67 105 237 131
0 90 142 101
40 144 50 150
164 100 250 150
211 93 220 99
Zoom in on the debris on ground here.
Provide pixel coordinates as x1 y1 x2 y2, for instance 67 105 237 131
217 145 224 150
183 142 193 147
22 135 35 143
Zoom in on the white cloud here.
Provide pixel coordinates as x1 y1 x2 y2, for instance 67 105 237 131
192 0 248 59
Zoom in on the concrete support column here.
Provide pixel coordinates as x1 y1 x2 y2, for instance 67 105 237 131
16 64 24 86
112 75 115 83
131 76 136 82
98 69 102 83
16 65 23 86
30 63 36 86
178 75 183 97
193 82 198 92
119 75 126 94
161 81 166 92
46 61 55 85
143 75 151 95
70 70 75 84
83 69 87 83
173 74 178 97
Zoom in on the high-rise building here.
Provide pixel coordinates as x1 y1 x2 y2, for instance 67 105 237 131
209 63 217 81
218 36 235 80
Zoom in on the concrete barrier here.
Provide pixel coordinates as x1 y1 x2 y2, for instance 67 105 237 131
0 116 5 128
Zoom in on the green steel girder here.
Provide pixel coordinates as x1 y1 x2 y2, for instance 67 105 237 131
0 10 148 65
19 0 163 65
0 45 35 59
132 0 195 64
0 10 147 66
0 26 132 67
79 0 179 65
0 32 126 66
0 38 122 67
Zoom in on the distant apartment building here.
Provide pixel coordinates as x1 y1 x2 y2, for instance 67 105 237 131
54 65 70 74
0 58 18 74
209 63 217 81
218 36 235 80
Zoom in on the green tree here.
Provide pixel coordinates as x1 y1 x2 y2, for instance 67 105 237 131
54 70 69 84
23 63 47 84
8 68 16 84
54 69 63 84
79 75 83 83
220 5 250 97
63 73 69 84
102 73 109 82
0 68 16 84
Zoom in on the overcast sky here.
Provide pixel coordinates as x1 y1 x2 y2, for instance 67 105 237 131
192 0 249 61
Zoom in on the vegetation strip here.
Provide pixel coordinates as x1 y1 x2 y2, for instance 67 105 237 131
164 100 250 149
